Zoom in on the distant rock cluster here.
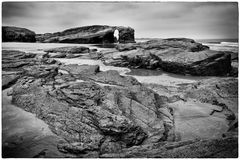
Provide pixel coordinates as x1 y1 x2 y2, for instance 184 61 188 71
2 25 135 43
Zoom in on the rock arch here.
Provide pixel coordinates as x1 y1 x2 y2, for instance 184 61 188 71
35 25 135 44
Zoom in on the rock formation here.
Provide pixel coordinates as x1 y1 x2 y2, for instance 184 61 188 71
2 26 36 42
2 49 238 158
102 38 232 76
36 25 135 44
2 50 173 157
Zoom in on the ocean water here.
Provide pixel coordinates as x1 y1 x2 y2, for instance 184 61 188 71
196 39 238 53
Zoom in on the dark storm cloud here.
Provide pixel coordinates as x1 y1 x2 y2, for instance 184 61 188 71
2 2 238 39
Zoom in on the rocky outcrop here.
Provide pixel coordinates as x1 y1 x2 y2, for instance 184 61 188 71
2 26 36 42
2 49 238 158
36 25 135 44
11 70 173 156
3 50 174 157
102 38 232 76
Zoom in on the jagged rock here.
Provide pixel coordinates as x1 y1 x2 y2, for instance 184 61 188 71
2 26 36 42
102 38 231 76
36 25 135 44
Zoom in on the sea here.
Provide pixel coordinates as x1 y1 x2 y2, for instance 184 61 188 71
196 38 238 53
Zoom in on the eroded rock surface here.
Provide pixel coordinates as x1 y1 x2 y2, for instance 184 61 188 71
3 50 175 157
2 49 238 158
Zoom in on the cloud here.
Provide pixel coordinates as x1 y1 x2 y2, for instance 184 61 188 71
2 2 238 39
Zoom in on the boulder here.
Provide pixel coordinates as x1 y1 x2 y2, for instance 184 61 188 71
36 25 135 44
2 26 36 42
102 38 232 76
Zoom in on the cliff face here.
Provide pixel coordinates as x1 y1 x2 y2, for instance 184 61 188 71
36 25 135 44
2 26 36 42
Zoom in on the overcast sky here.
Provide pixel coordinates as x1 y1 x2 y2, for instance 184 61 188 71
2 2 238 39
